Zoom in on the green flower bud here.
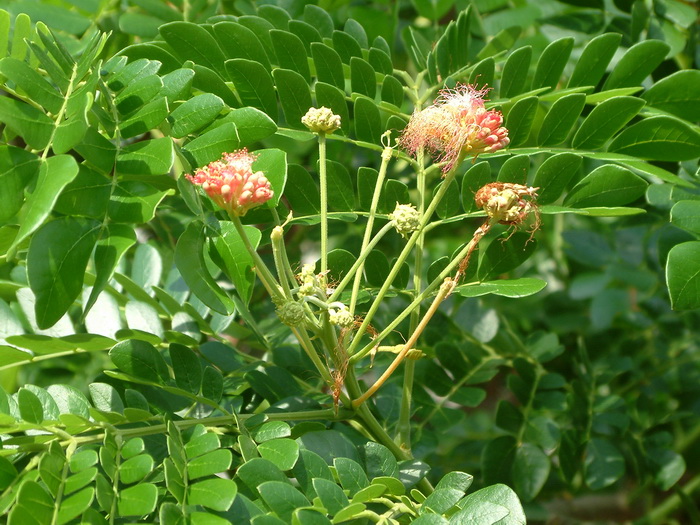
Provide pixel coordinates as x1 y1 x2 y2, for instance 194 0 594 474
302 106 341 134
276 301 306 326
390 203 421 237
295 263 315 297
329 305 354 328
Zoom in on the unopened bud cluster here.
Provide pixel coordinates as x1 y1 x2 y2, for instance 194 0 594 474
474 183 539 225
297 263 326 298
390 203 421 237
186 149 273 216
328 303 354 328
276 301 306 327
302 106 341 134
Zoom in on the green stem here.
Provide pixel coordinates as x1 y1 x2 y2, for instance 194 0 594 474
318 132 329 274
108 437 122 525
397 361 415 451
328 222 394 304
344 368 434 495
67 409 347 448
270 226 293 299
349 143 393 314
350 217 497 364
50 460 71 525
230 215 284 303
290 326 333 385
346 162 462 358
398 148 427 452
678 422 700 453
42 63 78 161
353 279 454 407
635 473 700 525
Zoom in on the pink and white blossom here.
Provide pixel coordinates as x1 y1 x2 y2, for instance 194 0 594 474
186 149 273 216
399 84 510 172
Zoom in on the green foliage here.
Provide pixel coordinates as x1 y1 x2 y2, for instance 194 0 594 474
0 0 698 523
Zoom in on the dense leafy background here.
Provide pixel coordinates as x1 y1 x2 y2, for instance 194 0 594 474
0 0 698 523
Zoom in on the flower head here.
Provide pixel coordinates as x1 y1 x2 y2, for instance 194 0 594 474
186 149 273 216
389 203 421 237
302 106 341 134
474 182 539 226
399 84 510 172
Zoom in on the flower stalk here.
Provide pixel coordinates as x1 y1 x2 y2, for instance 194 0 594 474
349 135 394 314
352 278 455 407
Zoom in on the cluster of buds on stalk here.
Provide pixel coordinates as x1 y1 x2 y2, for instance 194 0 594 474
389 203 421 238
186 149 273 216
328 303 354 328
399 83 510 172
302 106 341 134
296 263 327 298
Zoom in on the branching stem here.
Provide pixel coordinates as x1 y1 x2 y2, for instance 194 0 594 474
353 278 455 407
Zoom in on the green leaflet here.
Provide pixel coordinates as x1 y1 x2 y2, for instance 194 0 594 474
168 93 224 138
532 153 582 204
666 241 700 310
311 42 344 89
225 58 277 118
603 40 670 90
532 37 574 90
214 21 271 71
500 46 532 99
564 165 647 208
0 145 40 223
504 96 538 147
537 93 586 146
350 57 377 98
27 217 100 329
641 70 700 121
608 116 700 161
116 138 174 176
175 221 234 315
159 22 225 71
274 68 313 130
0 96 53 149
568 33 620 88
353 96 382 144
572 96 646 150
211 221 261 305
270 29 311 81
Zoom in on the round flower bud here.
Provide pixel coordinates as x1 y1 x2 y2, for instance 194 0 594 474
276 301 306 327
302 106 341 134
329 305 354 328
390 203 421 237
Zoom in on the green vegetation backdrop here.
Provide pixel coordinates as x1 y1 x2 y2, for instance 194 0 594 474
0 0 698 523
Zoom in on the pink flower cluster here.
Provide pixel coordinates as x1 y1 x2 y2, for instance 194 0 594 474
400 84 510 172
186 149 273 216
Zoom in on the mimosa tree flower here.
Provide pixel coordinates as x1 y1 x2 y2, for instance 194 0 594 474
186 149 273 216
399 84 510 172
